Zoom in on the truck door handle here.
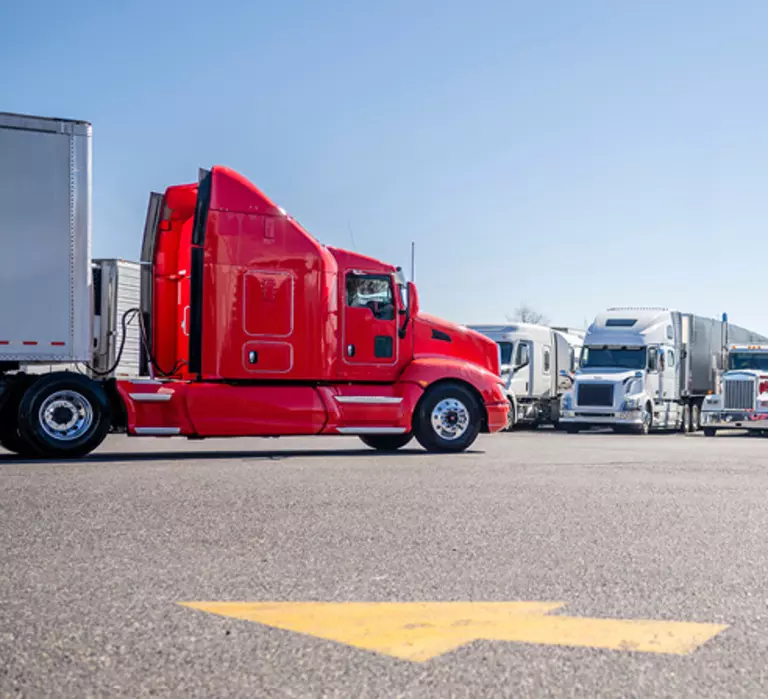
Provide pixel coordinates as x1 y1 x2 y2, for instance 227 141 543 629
347 344 355 357
248 351 258 364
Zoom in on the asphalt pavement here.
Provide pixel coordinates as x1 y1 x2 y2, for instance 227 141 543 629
3 430 768 697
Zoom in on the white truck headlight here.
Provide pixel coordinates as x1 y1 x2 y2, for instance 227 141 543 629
621 395 642 410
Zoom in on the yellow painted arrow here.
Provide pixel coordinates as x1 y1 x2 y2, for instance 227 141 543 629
180 601 728 662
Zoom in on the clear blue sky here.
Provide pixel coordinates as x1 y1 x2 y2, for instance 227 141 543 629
3 0 767 333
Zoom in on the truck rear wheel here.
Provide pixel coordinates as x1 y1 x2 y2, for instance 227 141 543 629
680 404 692 433
691 403 701 432
0 423 37 457
0 386 37 457
359 433 413 451
413 382 481 453
17 374 112 459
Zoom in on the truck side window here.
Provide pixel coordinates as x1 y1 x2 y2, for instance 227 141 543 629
667 350 675 368
647 348 658 373
515 343 530 368
543 347 551 374
346 274 395 321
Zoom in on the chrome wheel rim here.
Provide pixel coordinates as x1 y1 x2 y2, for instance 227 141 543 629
39 390 93 442
431 398 470 441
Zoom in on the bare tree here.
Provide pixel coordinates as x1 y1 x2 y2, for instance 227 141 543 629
506 304 549 326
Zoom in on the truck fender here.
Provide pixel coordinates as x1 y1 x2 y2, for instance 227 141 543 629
398 358 508 433
399 357 505 406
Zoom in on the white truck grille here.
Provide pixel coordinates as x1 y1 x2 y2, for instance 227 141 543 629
724 379 755 411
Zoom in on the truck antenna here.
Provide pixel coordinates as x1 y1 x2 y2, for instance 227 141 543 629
410 241 415 282
347 220 357 251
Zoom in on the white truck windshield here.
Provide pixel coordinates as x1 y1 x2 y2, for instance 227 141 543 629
581 346 646 370
498 341 514 366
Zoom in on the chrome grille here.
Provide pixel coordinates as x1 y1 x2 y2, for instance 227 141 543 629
724 379 755 410
577 383 614 407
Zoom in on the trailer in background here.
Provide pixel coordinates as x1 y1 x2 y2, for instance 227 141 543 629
469 323 585 428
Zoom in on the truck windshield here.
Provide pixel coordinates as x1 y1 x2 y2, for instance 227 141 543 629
728 353 768 371
498 341 514 366
580 346 646 370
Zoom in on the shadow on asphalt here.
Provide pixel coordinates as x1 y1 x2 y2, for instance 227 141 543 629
0 447 485 465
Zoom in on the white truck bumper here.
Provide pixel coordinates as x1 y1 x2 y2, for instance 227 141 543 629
560 410 644 427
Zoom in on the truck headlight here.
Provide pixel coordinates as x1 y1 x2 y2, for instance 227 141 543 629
621 396 642 410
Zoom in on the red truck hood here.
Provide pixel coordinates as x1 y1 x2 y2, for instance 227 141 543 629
414 314 501 376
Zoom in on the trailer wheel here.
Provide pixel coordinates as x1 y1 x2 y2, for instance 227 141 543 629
413 382 481 453
0 423 37 458
359 433 413 451
17 374 112 459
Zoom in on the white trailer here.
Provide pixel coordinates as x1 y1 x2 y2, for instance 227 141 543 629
469 323 585 428
0 112 93 367
0 113 145 456
559 307 768 434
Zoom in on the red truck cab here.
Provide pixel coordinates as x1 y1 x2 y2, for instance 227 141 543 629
1 166 507 458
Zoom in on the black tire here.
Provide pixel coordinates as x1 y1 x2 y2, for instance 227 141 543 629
359 433 414 451
413 382 481 453
505 399 516 431
691 403 701 432
680 404 691 433
0 422 37 457
703 428 717 438
17 373 112 459
635 403 652 435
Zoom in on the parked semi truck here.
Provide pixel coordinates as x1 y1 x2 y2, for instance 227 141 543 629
559 307 768 434
0 112 508 458
469 323 585 428
701 343 768 436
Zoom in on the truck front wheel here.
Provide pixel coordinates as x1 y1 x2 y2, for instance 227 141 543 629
359 433 413 451
635 404 653 435
17 374 112 459
413 383 481 453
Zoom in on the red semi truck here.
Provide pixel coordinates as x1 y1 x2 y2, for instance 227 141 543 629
0 113 508 459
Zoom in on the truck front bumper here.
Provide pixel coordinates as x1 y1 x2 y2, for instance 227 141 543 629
701 411 768 430
559 410 644 427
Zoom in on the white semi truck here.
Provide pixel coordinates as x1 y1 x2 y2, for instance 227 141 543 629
701 344 768 436
470 323 585 428
559 308 768 434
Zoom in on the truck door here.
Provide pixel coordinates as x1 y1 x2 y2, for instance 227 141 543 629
659 346 678 401
509 341 533 397
340 271 401 381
